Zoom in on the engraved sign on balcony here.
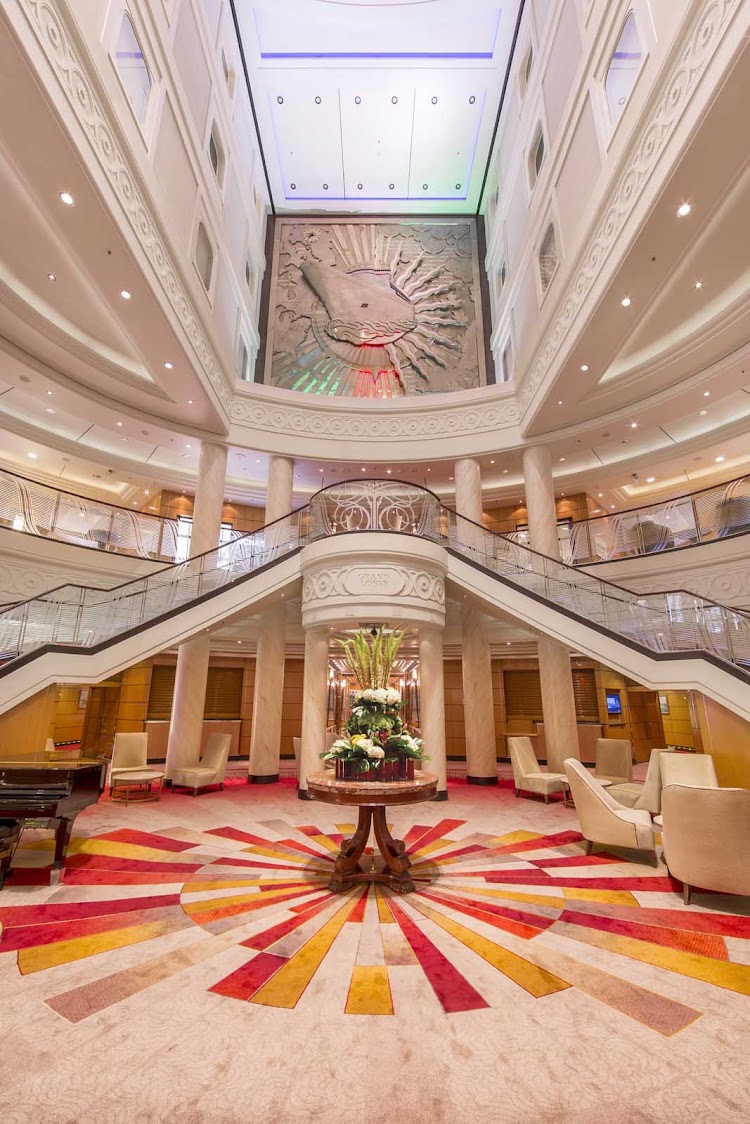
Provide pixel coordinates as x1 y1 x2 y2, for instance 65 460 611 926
344 568 405 597
264 218 486 398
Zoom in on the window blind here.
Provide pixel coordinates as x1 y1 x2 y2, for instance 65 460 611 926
147 666 243 720
503 670 543 719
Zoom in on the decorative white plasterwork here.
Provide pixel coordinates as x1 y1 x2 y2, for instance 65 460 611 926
230 383 520 458
302 567 445 606
16 0 232 415
517 0 743 420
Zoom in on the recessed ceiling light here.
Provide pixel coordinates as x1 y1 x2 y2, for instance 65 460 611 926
598 492 604 498
561 492 565 497
558 456 566 462
610 504 615 509
557 400 563 406
187 399 193 405
715 455 725 463
449 476 454 481
580 364 589 372
47 273 56 282
164 362 173 369
646 476 656 483
144 489 150 495
319 468 324 473
58 191 75 206
27 451 38 459
694 281 703 289
630 421 638 429
490 460 495 465
621 296 631 307
46 407 55 414
116 421 123 427
427 468 431 472
46 390 53 396
386 468 392 474
677 202 691 217
703 391 710 397
120 290 131 300
699 409 707 416
185 444 191 449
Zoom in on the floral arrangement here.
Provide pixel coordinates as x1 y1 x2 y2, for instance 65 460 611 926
322 628 425 782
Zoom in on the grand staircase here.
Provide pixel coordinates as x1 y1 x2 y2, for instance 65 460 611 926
1 482 748 718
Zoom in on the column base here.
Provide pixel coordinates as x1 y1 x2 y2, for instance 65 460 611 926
247 774 279 785
466 775 499 786
432 790 449 802
297 788 314 801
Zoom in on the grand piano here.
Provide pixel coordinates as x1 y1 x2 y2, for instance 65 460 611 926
0 758 106 887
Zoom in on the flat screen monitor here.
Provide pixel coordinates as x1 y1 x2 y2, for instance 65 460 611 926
605 690 622 716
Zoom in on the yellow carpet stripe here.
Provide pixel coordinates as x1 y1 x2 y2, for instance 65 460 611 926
558 922 750 995
345 965 394 1015
250 894 360 1008
182 878 326 894
488 830 543 846
181 884 314 916
562 888 639 906
18 920 186 975
412 901 570 998
375 887 396 923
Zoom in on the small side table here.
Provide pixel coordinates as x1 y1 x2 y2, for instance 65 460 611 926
110 770 164 804
307 770 438 894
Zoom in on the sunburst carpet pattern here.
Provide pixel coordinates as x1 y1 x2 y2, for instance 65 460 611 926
1 781 750 1123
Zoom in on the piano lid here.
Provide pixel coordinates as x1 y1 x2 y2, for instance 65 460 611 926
0 757 107 770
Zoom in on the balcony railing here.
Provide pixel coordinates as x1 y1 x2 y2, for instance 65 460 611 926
1 480 748 679
503 472 750 565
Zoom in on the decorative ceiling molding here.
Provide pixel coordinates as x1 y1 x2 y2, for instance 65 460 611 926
14 0 233 417
230 383 520 458
517 0 744 422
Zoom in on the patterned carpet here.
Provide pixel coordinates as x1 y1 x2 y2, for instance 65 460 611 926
1 780 749 1123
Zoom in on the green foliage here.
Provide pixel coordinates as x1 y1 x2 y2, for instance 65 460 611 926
335 626 404 689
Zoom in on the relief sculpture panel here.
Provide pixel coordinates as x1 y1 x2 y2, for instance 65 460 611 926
264 218 486 397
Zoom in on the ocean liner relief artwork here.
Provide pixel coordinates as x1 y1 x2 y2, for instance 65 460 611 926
264 218 486 398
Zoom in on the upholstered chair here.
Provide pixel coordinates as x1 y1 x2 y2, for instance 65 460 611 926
171 733 232 796
110 732 149 784
661 784 750 904
564 758 656 862
607 747 670 814
659 752 718 789
508 736 569 805
594 738 633 784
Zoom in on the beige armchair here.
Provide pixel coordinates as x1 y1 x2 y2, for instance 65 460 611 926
594 738 633 784
607 747 669 814
172 733 232 796
508 736 569 805
564 759 656 862
659 752 718 788
110 732 149 783
662 784 750 904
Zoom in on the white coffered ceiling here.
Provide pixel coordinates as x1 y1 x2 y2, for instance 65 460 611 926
231 0 522 213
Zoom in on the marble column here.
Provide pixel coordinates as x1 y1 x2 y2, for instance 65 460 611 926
248 455 295 783
419 625 448 798
297 626 329 799
165 442 228 779
522 445 579 771
454 458 498 784
461 604 499 783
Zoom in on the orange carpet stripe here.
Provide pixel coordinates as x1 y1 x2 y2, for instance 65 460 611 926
18 919 189 974
249 894 361 1009
556 922 750 995
411 900 569 999
185 885 321 925
345 965 394 1015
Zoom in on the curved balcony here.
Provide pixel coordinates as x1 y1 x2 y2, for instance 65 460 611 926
1 481 748 687
505 472 750 565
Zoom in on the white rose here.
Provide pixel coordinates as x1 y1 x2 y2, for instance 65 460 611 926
374 688 388 702
359 739 375 752
367 745 385 759
362 688 375 701
332 739 351 752
402 735 417 750
386 689 401 704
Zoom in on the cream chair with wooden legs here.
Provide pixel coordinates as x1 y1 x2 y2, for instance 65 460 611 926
110 732 149 783
659 752 718 789
594 738 633 784
508 737 569 806
661 784 750 904
172 733 232 796
607 747 669 814
564 759 656 863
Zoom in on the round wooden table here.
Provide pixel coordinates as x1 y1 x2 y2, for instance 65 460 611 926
307 770 438 894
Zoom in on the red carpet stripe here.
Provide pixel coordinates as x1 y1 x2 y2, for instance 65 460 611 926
388 897 490 1013
411 819 466 852
558 909 730 960
243 893 347 951
1 904 186 951
418 889 556 938
95 830 195 852
209 952 287 1000
0 893 181 928
348 886 369 924
65 855 203 874
483 873 682 891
